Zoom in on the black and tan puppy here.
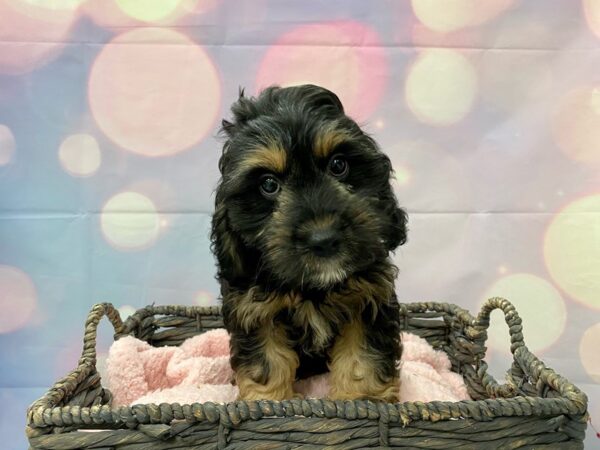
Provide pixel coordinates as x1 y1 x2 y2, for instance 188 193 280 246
211 85 407 402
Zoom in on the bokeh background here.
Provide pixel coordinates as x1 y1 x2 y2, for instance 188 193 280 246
1 0 599 447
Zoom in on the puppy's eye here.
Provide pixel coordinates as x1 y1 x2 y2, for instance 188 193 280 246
259 175 281 197
328 154 349 178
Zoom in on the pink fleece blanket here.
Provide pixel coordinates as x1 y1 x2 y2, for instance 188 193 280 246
106 330 470 406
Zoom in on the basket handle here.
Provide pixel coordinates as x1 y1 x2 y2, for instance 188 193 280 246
473 297 527 397
78 303 126 368
27 303 126 418
475 296 525 354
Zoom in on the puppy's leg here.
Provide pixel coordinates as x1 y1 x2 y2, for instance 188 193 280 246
232 325 299 401
328 304 401 402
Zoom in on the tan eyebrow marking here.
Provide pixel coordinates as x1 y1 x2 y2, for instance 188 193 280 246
313 124 354 159
235 142 287 177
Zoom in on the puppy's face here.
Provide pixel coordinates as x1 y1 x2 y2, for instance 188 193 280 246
213 85 407 290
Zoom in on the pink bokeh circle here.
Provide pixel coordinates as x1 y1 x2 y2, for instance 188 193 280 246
0 1 77 75
255 21 388 122
0 265 38 334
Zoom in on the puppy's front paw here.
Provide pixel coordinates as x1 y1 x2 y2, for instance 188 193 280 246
236 373 299 401
329 379 399 403
237 385 300 401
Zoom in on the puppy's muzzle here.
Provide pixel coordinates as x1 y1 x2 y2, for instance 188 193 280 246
296 213 343 259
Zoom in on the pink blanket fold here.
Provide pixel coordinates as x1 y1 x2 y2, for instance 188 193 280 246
106 330 470 406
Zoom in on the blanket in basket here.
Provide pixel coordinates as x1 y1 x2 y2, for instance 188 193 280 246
106 329 470 406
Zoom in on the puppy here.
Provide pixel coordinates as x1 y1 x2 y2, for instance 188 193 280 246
211 85 407 402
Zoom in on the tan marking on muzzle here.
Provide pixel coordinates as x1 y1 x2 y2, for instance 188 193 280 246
298 214 336 235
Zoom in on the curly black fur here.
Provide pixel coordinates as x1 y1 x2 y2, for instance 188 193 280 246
211 84 408 400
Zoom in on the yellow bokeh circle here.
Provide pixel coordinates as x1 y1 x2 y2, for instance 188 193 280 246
194 290 215 306
544 194 600 309
552 87 600 163
58 133 101 177
89 27 221 157
405 49 478 126
101 192 161 251
394 165 412 187
411 0 514 33
118 305 137 319
115 0 196 22
584 0 600 38
482 273 566 354
579 322 600 383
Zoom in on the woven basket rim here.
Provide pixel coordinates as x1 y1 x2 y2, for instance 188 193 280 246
26 298 589 436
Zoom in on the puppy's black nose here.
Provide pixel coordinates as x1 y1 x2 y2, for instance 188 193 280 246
307 228 340 257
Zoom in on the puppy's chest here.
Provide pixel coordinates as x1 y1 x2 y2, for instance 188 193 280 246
284 300 344 353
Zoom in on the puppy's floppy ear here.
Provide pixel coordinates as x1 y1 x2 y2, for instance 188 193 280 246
213 87 260 286
211 196 247 285
380 157 408 251
384 200 408 250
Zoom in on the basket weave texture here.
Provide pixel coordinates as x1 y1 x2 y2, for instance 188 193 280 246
26 297 588 449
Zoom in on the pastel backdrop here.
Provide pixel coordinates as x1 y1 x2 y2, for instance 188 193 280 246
0 0 599 448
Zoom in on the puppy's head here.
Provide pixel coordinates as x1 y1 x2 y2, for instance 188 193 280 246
212 85 407 290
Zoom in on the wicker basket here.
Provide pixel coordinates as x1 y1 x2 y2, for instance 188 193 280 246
26 297 588 449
